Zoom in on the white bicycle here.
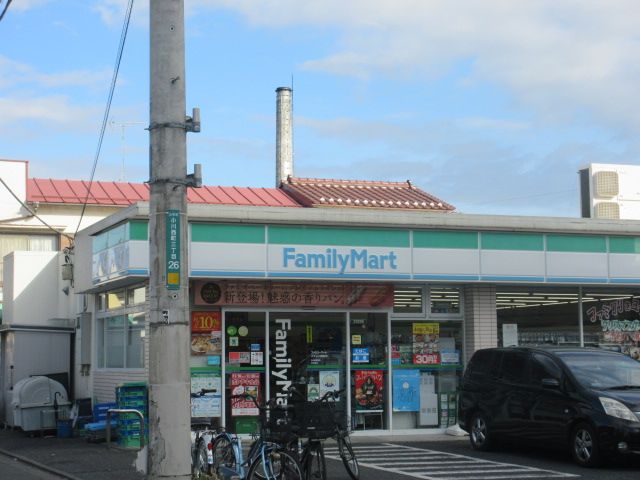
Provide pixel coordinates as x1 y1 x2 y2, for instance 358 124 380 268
190 388 218 478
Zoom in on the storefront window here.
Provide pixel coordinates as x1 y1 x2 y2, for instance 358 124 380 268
127 286 146 306
224 312 266 433
429 287 460 315
96 286 146 369
269 312 347 426
390 320 462 429
497 287 581 347
350 313 387 430
581 289 640 361
393 287 424 315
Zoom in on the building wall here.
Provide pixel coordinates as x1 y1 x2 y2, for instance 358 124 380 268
463 285 497 361
0 160 28 220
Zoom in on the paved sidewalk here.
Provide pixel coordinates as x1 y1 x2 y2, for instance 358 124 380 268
0 428 145 480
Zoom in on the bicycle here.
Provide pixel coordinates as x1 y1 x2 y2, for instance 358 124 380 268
212 393 303 480
190 388 218 478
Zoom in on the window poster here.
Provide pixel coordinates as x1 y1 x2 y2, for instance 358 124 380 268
319 371 340 401
190 370 222 417
354 370 384 411
352 347 370 363
392 369 420 412
307 384 320 401
190 311 222 356
412 322 440 365
230 372 260 416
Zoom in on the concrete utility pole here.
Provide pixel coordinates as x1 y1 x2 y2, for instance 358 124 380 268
148 1 200 478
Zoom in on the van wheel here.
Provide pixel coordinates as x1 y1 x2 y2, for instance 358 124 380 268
571 422 601 467
469 413 493 451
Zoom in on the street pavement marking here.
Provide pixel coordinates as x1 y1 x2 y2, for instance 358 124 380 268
324 443 579 479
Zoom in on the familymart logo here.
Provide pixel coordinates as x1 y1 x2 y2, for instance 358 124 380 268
282 247 398 274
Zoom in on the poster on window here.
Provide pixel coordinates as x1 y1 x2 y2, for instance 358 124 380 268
392 369 420 412
190 371 222 417
412 323 439 354
354 370 384 411
191 311 222 356
230 373 260 416
319 371 340 401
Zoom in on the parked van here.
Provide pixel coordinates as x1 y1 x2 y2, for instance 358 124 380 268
458 346 640 467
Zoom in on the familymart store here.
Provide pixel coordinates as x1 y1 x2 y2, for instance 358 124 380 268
79 204 640 435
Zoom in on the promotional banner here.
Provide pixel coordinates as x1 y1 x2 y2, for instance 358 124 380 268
354 370 384 411
190 311 222 356
392 369 420 412
230 373 260 416
319 371 340 401
190 371 222 417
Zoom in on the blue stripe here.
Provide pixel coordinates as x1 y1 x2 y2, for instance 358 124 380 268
268 272 411 279
546 277 609 283
127 269 148 275
190 270 267 277
609 278 640 284
413 274 480 281
480 276 545 282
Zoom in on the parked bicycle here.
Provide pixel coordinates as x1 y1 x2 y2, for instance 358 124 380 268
212 393 303 480
189 388 218 478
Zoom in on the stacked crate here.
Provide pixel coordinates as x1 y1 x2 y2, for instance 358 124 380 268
116 382 148 448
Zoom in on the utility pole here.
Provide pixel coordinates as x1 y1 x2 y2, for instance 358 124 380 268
148 1 201 478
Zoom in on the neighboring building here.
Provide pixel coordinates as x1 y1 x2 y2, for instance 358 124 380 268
579 163 640 220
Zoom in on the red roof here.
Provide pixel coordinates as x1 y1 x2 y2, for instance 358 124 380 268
27 178 300 208
281 177 455 212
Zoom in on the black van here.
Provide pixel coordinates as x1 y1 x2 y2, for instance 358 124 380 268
458 346 640 467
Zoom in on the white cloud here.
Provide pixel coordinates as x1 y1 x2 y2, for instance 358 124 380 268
0 95 100 130
193 0 640 133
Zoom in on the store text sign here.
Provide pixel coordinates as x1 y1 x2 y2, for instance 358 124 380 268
282 247 398 274
194 281 393 308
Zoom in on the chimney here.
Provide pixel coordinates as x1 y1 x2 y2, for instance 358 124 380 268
275 86 293 187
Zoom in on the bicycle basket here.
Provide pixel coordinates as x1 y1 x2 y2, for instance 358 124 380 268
294 402 336 439
263 406 297 443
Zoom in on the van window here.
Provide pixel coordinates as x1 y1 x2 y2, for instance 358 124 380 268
531 353 562 384
500 351 529 383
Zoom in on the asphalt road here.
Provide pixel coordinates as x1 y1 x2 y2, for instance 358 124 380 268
0 452 65 480
322 439 640 480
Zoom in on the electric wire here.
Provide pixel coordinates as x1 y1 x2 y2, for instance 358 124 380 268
73 0 135 240
0 0 13 22
0 177 74 241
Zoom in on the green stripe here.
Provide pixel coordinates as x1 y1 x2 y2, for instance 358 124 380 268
481 232 543 251
191 224 265 243
413 230 477 249
609 237 640 254
269 226 409 247
129 221 148 241
547 234 606 253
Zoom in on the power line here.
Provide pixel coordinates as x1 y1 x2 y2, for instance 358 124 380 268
0 177 74 241
0 0 13 22
73 0 135 239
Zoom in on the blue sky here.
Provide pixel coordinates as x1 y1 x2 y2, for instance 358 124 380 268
2 1 639 217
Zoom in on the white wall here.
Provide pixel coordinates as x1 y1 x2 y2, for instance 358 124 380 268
3 251 74 327
0 160 28 220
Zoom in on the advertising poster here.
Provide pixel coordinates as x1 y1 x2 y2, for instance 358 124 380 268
392 369 420 412
352 347 370 363
230 373 260 416
412 323 439 354
319 371 340 400
190 311 222 356
354 370 384 411
307 384 320 401
190 371 222 417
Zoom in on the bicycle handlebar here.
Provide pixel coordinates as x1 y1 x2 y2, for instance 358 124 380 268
190 388 217 398
318 388 344 403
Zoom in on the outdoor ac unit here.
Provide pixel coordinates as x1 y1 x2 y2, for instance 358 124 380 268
594 171 619 197
594 202 620 219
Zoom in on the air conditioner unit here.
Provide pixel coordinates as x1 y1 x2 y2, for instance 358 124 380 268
594 171 619 197
594 202 620 219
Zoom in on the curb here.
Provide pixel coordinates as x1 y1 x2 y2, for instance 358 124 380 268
0 446 84 480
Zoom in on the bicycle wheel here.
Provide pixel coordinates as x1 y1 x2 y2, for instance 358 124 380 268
212 435 236 473
247 448 303 480
337 432 359 480
193 439 211 478
304 441 326 480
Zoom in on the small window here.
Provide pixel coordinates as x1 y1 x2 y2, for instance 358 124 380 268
127 286 146 306
107 290 126 310
429 287 460 315
531 353 562 383
393 286 423 314
501 351 529 383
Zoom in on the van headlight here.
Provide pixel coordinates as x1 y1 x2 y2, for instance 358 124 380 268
599 397 639 422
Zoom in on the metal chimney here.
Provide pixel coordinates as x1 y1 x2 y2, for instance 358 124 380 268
276 86 293 187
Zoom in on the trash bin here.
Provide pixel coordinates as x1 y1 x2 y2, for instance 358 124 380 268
57 419 73 438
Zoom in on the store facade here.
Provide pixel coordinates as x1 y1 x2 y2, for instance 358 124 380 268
77 203 640 434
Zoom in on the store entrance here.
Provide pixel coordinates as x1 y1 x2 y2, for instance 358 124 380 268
269 312 347 411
